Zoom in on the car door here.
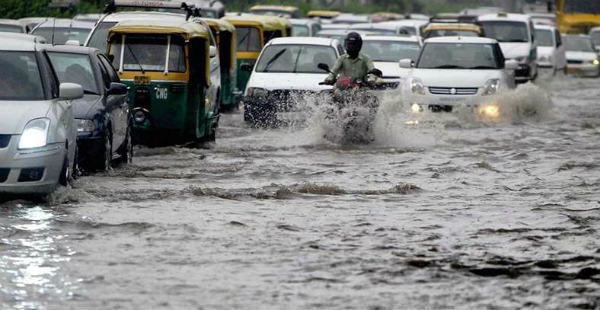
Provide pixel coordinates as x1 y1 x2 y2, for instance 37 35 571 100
97 53 128 151
554 28 567 70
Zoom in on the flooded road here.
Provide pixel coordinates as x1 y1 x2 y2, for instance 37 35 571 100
1 76 599 309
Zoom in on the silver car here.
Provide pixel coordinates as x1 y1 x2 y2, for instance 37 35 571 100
0 34 81 195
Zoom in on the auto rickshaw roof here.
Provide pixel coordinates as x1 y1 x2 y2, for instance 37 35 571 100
200 18 235 32
249 5 299 13
424 23 482 33
222 14 288 30
307 10 341 18
109 19 210 39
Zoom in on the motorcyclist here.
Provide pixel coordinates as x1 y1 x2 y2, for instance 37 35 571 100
323 32 378 85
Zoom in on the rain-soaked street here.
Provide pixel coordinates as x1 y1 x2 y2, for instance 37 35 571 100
1 76 599 309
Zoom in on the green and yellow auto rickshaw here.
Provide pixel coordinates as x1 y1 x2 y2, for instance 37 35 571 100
222 14 291 92
200 17 241 110
107 19 220 144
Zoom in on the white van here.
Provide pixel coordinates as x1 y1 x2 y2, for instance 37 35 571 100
534 24 567 75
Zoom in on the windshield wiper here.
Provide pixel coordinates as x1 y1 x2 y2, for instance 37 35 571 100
126 44 145 74
263 48 287 72
238 31 250 48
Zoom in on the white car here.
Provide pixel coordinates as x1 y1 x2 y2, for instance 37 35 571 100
290 19 321 37
362 36 421 88
242 37 344 125
400 36 517 114
478 13 538 83
534 24 566 74
0 34 81 195
379 19 430 37
563 34 600 77
590 27 600 51
349 23 412 36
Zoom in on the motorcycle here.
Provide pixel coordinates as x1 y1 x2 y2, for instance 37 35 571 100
317 63 382 144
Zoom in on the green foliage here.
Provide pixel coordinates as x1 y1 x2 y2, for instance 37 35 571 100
0 0 102 19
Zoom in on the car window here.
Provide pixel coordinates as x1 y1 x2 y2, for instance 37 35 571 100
564 35 595 52
363 40 421 62
535 29 554 47
98 54 120 83
417 42 502 69
32 27 91 45
97 57 112 88
87 22 117 52
47 52 99 95
0 24 24 33
40 54 59 99
256 44 337 73
591 31 600 47
425 29 479 38
236 27 262 52
0 51 45 100
292 25 309 36
312 24 321 36
479 21 529 43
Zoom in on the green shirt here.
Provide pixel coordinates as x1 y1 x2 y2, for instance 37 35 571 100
327 53 375 83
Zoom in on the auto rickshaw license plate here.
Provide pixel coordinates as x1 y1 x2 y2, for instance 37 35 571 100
134 76 151 85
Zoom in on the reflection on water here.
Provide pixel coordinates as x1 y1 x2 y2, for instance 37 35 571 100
0 205 75 310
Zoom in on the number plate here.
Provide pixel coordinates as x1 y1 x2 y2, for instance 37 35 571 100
134 76 151 85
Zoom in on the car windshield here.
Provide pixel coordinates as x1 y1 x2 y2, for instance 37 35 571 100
109 34 187 72
0 24 23 33
399 26 417 35
425 29 479 38
417 42 502 69
255 44 337 73
47 52 98 95
590 32 600 47
236 27 262 52
564 0 600 14
479 21 529 42
352 27 396 36
535 29 554 47
31 27 91 45
0 52 44 101
362 40 421 62
87 22 117 52
292 25 309 36
564 36 595 52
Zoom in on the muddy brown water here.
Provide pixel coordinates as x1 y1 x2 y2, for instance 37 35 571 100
1 77 599 309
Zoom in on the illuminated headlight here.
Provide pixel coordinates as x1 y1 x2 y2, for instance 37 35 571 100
134 110 147 123
19 118 49 149
76 119 95 133
410 78 425 95
592 59 599 66
482 79 500 96
479 104 500 118
246 87 269 98
410 103 422 113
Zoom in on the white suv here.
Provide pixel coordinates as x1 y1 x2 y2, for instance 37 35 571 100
534 24 567 75
400 36 517 114
0 34 81 195
478 13 538 83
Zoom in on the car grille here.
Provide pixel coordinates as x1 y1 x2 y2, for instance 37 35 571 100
429 87 478 95
0 135 10 148
567 60 583 64
0 168 9 183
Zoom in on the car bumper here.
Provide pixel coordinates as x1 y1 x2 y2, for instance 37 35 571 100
567 64 600 76
0 137 66 194
407 93 495 111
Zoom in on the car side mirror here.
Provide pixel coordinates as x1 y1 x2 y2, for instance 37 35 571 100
107 82 129 96
59 83 84 100
317 63 331 73
399 58 413 69
240 63 253 72
505 60 519 71
209 46 217 58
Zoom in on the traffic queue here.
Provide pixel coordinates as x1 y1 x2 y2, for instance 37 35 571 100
1 0 600 196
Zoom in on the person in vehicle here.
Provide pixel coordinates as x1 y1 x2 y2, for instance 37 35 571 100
323 32 376 85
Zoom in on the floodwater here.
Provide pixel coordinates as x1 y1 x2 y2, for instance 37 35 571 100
1 76 599 309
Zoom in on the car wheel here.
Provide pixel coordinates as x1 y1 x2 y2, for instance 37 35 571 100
118 125 133 164
59 156 70 186
95 128 112 172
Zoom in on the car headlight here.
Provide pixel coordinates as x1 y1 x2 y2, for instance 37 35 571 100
246 87 269 98
76 119 95 133
538 55 552 62
591 59 599 66
482 79 500 96
19 118 49 149
410 103 423 113
479 104 500 118
410 78 425 95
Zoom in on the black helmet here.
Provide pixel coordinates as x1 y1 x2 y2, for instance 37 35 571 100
344 32 362 58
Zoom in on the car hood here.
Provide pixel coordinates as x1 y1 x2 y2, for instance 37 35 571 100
565 51 598 61
499 42 531 59
410 69 501 87
73 94 103 119
246 72 331 93
0 100 51 135
374 61 402 78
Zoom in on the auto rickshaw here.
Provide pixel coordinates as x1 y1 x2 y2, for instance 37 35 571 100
200 17 241 110
107 19 220 144
223 14 291 92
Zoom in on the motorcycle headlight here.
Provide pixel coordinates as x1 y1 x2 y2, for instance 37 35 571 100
76 119 95 133
482 79 500 96
246 87 269 98
410 78 425 95
19 118 49 149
